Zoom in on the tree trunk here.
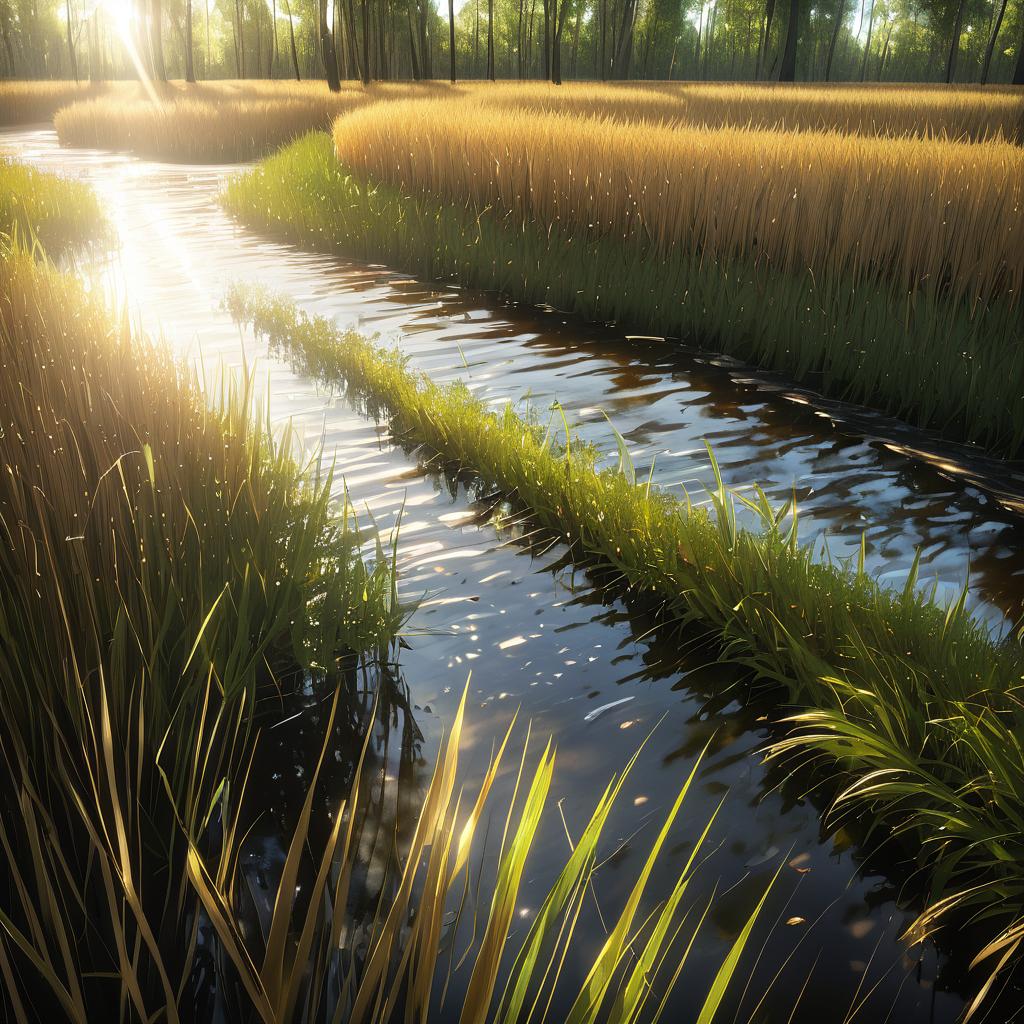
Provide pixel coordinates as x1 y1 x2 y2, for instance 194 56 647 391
362 0 370 84
877 18 893 79
283 0 300 78
517 0 525 76
859 0 874 80
269 0 277 76
339 0 352 80
613 0 637 78
980 0 1008 83
448 0 455 81
487 0 495 79
0 0 16 76
318 0 341 89
756 0 777 78
64 0 78 80
150 0 166 79
777 0 798 80
551 0 569 82
407 1 420 78
944 0 965 82
570 0 581 76
231 0 242 76
1014 16 1024 84
824 0 844 80
185 0 195 80
599 0 607 79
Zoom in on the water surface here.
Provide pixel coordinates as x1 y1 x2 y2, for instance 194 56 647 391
8 125 1024 1021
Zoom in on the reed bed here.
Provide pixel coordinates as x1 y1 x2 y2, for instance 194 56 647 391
0 78 370 127
464 81 1024 141
334 99 1021 314
0 217 774 1019
0 79 129 125
227 281 1024 1007
50 81 447 162
224 132 1024 455
8 78 1019 141
54 92 362 164
0 158 108 251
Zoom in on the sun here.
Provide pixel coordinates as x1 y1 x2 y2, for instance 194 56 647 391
100 0 163 104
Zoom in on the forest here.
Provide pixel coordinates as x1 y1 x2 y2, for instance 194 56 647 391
3 0 1023 86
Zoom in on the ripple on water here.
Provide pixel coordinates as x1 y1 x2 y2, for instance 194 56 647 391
7 125 1022 1022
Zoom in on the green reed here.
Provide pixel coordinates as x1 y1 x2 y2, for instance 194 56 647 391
222 132 1024 457
1 158 110 253
226 280 1024 1014
0 223 778 1019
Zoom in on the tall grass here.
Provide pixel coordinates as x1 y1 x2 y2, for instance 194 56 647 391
0 79 127 125
0 241 404 1015
50 82 448 162
0 78 380 128
0 158 108 252
334 99 1021 315
464 81 1024 140
9 79 1019 140
226 281 1024 1010
223 132 1024 455
0 233 778 1018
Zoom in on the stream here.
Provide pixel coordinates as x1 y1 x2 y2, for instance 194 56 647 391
7 124 1024 1022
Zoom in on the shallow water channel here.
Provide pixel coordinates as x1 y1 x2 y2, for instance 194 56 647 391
8 125 1024 1022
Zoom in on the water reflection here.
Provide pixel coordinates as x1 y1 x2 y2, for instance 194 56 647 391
7 125 1024 1020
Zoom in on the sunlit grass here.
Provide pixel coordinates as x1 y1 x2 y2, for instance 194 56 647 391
465 80 1024 140
227 281 1024 1006
334 99 1021 318
191 686 778 1024
7 78 1019 140
50 81 450 162
0 236 780 1021
0 158 109 253
223 131 1024 455
0 79 125 125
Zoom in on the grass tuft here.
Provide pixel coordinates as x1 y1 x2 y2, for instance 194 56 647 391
0 158 109 252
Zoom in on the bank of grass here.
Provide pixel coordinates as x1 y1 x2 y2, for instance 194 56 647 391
334 100 1021 318
226 281 1024 1008
0 158 109 251
0 78 382 128
0 221 777 1017
50 81 447 162
9 78 1020 141
467 81 1024 140
0 79 126 125
222 131 1024 456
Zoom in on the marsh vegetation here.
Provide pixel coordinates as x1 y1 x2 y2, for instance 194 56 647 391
1 27 1023 1024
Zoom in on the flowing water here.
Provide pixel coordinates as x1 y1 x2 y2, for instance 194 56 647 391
7 125 1024 1022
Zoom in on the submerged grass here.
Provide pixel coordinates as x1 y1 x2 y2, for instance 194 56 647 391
226 281 1024 1010
0 158 109 252
0 216 779 1018
223 132 1024 456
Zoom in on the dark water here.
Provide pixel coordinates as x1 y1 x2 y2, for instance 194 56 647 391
8 125 1024 1022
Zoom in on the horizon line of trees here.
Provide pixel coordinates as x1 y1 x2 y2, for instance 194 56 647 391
2 0 1022 90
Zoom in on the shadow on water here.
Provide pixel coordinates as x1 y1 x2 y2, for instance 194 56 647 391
4 126 1024 1021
